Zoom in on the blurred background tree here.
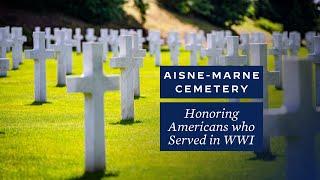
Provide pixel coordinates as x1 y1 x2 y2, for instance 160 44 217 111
254 0 319 34
134 0 149 25
158 0 250 28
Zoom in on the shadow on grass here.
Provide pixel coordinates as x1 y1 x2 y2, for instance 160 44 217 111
247 152 277 161
0 76 9 78
56 84 66 88
134 96 146 100
0 131 5 135
109 119 142 126
28 101 52 106
70 170 119 180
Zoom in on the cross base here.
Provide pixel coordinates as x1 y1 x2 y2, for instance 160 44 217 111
0 58 9 77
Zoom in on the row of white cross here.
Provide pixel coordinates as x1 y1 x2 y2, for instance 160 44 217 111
0 26 320 179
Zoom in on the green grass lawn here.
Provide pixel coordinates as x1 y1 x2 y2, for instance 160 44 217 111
0 47 319 179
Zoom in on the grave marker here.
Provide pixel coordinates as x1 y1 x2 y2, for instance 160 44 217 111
308 36 320 107
185 32 201 66
167 31 180 65
201 33 222 66
109 29 119 57
131 32 146 97
35 26 40 32
137 29 145 49
250 32 265 43
3 26 11 53
98 28 109 62
288 31 301 57
53 30 68 86
25 32 55 102
85 28 97 42
45 27 54 49
66 42 119 172
239 33 249 55
73 28 83 54
220 36 247 66
249 43 280 156
152 31 163 66
110 35 139 120
269 33 287 90
220 36 247 103
306 31 316 54
264 58 320 180
0 28 10 77
63 28 76 75
11 27 26 69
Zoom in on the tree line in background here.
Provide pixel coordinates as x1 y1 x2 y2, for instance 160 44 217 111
3 0 320 34
158 0 319 34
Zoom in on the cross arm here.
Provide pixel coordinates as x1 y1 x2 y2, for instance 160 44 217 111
110 57 128 68
24 49 36 59
264 107 320 137
219 56 247 66
66 76 92 93
102 75 120 91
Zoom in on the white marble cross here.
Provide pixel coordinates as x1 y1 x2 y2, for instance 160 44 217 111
250 32 265 43
167 31 180 65
73 28 83 54
288 31 301 56
120 29 128 36
35 26 41 32
3 26 11 52
152 31 164 66
249 43 280 156
183 32 190 46
66 42 119 172
197 30 206 58
11 27 26 70
85 28 97 42
220 36 247 66
239 33 249 55
0 27 12 58
220 36 248 103
109 29 119 57
282 31 289 54
63 28 76 75
185 32 201 66
25 32 55 102
264 58 320 180
53 30 69 86
147 30 156 55
98 28 109 62
45 27 54 49
269 32 287 90
0 28 10 77
137 29 145 49
131 32 146 97
306 31 316 54
201 33 222 66
110 35 140 120
308 36 320 107
215 31 225 50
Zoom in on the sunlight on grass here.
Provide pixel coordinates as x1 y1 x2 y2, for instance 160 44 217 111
0 47 318 179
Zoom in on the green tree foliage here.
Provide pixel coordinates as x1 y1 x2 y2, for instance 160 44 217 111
158 0 250 27
3 0 126 24
134 0 149 25
255 0 319 33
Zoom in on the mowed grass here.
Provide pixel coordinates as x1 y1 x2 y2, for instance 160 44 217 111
0 47 319 179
